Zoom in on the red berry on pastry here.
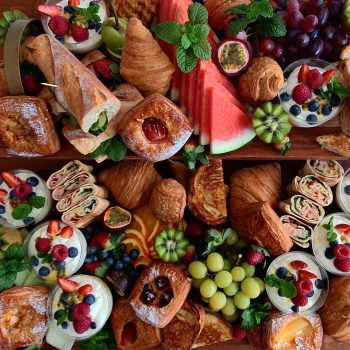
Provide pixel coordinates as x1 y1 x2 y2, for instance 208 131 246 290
246 249 265 265
93 58 114 80
60 226 74 239
142 117 167 142
77 284 93 296
297 64 309 84
73 303 90 321
334 258 350 272
58 278 79 292
52 244 68 261
48 220 61 236
290 260 308 270
22 74 41 96
13 183 32 199
71 25 89 42
297 270 317 280
306 69 324 89
296 278 313 296
291 294 308 307
37 4 63 17
333 244 350 260
35 238 51 253
48 15 69 36
73 316 91 334
232 324 247 340
120 321 137 346
292 84 312 104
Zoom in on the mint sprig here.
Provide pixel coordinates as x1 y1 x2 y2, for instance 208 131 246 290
11 195 46 220
81 326 116 350
204 228 232 255
241 301 272 329
265 274 297 298
73 5 101 23
322 216 338 242
155 3 211 73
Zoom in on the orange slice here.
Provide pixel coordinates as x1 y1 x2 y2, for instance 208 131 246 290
133 214 147 237
132 256 151 268
125 231 149 253
123 237 149 257
147 220 160 244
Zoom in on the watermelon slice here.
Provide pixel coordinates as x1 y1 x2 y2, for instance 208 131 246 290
209 87 256 154
185 66 198 126
170 68 181 102
179 72 187 115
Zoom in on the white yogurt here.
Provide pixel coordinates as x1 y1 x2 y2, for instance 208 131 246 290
266 252 327 314
313 213 350 276
336 169 350 214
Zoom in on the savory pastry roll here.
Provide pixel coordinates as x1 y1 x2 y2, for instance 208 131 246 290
279 195 325 225
280 215 313 248
62 196 110 228
52 171 96 201
56 184 108 212
286 175 333 207
298 160 344 187
47 160 93 189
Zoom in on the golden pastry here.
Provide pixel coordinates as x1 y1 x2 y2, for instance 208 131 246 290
19 36 36 64
150 179 186 224
316 133 350 159
238 57 284 104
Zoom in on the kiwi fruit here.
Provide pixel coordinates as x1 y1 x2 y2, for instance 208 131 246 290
343 0 350 32
0 9 27 44
252 102 292 144
155 228 189 262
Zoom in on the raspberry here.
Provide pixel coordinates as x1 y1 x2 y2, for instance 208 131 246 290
52 244 68 261
333 244 350 259
334 258 350 272
292 84 312 104
306 69 324 89
292 294 308 307
73 316 91 334
48 15 69 36
35 238 51 254
22 74 41 95
73 303 90 321
232 324 247 340
296 278 313 296
71 25 89 42
93 59 114 80
13 183 32 199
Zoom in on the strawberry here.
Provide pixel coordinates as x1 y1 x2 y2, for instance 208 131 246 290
182 245 196 265
182 137 208 170
333 244 350 259
73 317 91 334
48 15 69 36
246 248 265 266
185 220 205 238
48 220 60 236
22 74 41 96
298 64 309 84
306 69 324 89
60 226 74 239
73 303 90 321
335 224 350 235
71 25 89 42
35 238 51 254
0 189 7 204
52 244 68 261
120 321 137 346
37 4 63 17
297 270 317 280
322 69 335 85
291 294 308 307
334 258 350 272
85 261 103 275
292 84 312 104
232 324 247 340
89 235 99 247
290 260 308 271
93 58 114 80
0 172 22 188
58 278 79 292
296 278 313 296
77 284 92 296
69 0 80 5
95 232 111 250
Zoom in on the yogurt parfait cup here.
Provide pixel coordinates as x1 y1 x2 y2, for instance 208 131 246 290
27 220 87 284
266 252 328 314
41 0 107 54
279 58 345 128
0 170 52 228
313 212 350 276
46 274 113 350
336 168 350 214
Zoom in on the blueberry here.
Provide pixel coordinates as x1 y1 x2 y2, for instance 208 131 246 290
84 256 94 264
290 105 301 116
60 292 70 305
61 321 68 329
23 217 34 225
104 256 114 266
32 257 39 266
291 305 299 313
84 294 96 305
122 253 131 264
26 176 39 187
315 278 326 289
87 246 97 255
325 247 334 259
306 114 318 124
329 240 339 247
64 5 75 13
90 322 97 329
330 94 341 107
68 247 79 258
286 274 296 283
0 205 5 215
307 290 314 298
89 1 99 6
276 267 289 280
310 29 319 41
98 251 109 260
307 100 320 112
39 266 50 277
84 231 93 242
93 255 98 262
119 243 126 251
280 92 291 102
87 19 96 29
113 260 124 270
85 226 94 235
314 88 321 95
322 104 332 116
54 260 66 269
55 35 64 43
129 249 139 260
95 23 102 32
344 185 350 195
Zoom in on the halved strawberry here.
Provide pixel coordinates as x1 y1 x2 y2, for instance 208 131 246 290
290 260 308 271
37 4 63 17
0 172 22 188
48 220 60 236
182 245 196 265
68 0 80 6
335 224 350 235
58 278 79 292
77 284 92 296
60 226 73 239
0 189 7 204
298 270 317 279
322 69 335 85
298 64 310 84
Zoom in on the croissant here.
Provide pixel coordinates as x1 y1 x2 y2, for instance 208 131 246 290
120 17 175 96
238 57 284 104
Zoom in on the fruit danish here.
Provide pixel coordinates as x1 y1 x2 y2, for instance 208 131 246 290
119 93 193 162
129 261 191 328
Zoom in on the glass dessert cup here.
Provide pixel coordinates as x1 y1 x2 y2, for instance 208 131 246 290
266 251 328 314
279 58 345 128
41 0 107 54
46 274 113 350
336 168 350 214
313 212 350 276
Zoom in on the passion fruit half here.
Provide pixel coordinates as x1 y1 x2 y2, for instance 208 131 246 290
216 38 251 76
103 206 132 231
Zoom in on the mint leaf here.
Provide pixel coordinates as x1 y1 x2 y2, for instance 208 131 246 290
181 33 191 49
155 22 184 45
250 0 273 18
191 24 210 39
280 281 297 298
69 114 78 127
17 257 33 271
240 301 271 330
81 326 116 350
41 254 53 264
176 46 198 73
89 135 127 162
0 272 16 291
254 13 286 37
264 274 281 288
241 309 257 329
226 4 250 15
327 230 337 242
188 2 208 24
229 17 252 35
0 262 6 277
5 244 26 260
11 204 32 220
95 262 109 278
29 195 46 209
56 309 67 326
193 39 211 60
5 259 19 272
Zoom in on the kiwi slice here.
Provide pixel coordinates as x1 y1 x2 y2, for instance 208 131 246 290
0 9 27 44
155 228 189 262
252 102 292 144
